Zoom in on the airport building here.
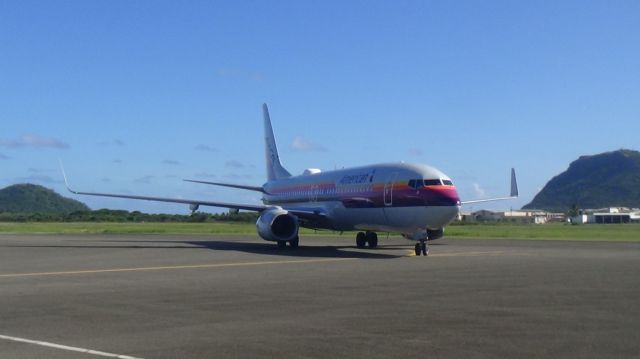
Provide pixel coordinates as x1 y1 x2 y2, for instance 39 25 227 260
459 210 565 224
460 207 640 224
570 207 640 224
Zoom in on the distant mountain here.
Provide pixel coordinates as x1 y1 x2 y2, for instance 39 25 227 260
523 149 640 211
0 183 89 213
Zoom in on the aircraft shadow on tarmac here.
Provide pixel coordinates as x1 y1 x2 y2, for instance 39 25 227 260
1 239 442 259
190 240 445 259
181 240 404 259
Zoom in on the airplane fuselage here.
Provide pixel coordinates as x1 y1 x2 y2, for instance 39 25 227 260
262 162 461 236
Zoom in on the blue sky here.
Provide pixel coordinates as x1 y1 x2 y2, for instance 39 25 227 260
1 1 639 213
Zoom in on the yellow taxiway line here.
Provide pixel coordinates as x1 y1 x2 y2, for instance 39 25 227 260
0 251 516 278
0 258 355 279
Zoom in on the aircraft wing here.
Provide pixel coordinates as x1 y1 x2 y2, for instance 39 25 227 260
61 167 267 212
65 184 331 218
460 168 519 205
66 186 268 212
62 165 329 217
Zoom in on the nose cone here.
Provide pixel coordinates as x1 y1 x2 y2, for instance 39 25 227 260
428 186 461 226
424 186 461 207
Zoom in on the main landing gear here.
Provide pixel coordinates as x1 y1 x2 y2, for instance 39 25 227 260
414 238 429 256
356 231 378 248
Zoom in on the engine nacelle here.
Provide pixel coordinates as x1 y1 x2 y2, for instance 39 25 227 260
401 228 445 241
427 228 444 241
256 208 299 242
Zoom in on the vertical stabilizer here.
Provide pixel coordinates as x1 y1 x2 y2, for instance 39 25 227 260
263 104 291 181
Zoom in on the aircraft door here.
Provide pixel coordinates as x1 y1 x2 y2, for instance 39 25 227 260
309 184 319 202
384 173 397 206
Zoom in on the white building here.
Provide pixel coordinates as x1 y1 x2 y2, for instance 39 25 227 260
460 210 564 224
570 208 640 224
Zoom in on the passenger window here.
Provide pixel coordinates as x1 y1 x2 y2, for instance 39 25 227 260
408 179 416 189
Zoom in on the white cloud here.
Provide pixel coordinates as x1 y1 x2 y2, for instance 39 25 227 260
0 134 69 149
473 183 486 197
224 173 253 180
15 174 59 184
98 139 125 147
225 160 245 169
195 172 217 178
408 147 423 156
290 136 327 152
28 168 53 173
194 144 218 152
134 176 154 184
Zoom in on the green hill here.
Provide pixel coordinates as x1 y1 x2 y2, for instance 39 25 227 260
523 149 640 211
0 183 89 213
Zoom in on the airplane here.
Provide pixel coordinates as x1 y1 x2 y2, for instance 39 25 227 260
63 104 518 256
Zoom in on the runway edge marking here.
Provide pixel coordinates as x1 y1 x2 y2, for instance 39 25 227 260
0 258 355 278
0 334 143 359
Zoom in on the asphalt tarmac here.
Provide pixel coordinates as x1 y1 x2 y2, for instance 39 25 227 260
1 234 639 358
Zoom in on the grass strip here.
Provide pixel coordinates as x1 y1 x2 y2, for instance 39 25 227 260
0 222 638 241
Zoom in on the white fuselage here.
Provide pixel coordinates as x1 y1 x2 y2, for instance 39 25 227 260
262 162 461 235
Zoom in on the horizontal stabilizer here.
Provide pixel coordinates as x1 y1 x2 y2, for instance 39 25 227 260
184 179 265 193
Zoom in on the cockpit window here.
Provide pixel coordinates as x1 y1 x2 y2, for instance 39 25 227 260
411 178 452 188
423 179 442 186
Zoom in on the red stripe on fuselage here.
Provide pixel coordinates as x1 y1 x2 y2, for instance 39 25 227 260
264 182 460 207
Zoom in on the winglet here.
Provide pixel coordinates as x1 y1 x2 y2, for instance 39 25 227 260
58 159 78 194
510 168 518 198
460 168 519 205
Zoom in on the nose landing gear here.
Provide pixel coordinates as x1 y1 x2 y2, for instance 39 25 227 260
414 238 429 256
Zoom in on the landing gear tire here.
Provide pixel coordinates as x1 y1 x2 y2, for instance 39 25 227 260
356 232 366 248
277 241 287 249
366 231 378 248
288 237 299 249
415 239 429 256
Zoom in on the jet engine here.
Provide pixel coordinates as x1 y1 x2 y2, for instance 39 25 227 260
256 208 299 242
401 228 445 241
427 228 444 241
